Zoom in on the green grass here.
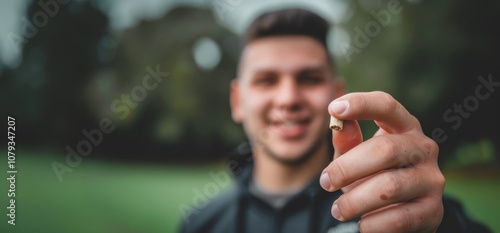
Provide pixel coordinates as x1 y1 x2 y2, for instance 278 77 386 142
1 150 498 233
443 168 500 232
1 150 231 233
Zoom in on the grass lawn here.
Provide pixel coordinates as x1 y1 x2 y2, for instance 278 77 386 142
1 150 498 233
442 167 500 232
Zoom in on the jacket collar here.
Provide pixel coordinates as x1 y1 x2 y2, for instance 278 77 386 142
226 142 332 202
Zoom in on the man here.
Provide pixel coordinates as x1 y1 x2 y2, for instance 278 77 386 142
180 8 491 233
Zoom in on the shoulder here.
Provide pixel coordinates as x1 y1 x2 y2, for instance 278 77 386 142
178 186 240 233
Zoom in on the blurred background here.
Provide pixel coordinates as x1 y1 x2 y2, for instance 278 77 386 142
0 0 499 232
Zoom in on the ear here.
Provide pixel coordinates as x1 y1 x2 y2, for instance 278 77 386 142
230 79 243 123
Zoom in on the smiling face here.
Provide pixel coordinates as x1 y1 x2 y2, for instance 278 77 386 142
231 36 342 165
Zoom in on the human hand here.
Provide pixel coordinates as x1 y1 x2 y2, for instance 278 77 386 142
320 91 445 233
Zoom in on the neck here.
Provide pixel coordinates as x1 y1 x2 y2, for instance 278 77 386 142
252 141 330 194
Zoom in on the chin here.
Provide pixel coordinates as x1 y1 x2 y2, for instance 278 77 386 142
275 151 307 162
263 140 321 166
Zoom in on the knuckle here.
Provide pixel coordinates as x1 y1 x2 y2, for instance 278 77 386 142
407 148 427 166
413 200 442 232
419 201 442 231
382 173 403 200
376 91 398 113
374 136 399 162
347 93 367 115
393 212 413 232
423 137 439 159
434 171 446 190
330 161 349 188
404 115 423 133
434 201 445 225
410 115 422 130
337 196 357 219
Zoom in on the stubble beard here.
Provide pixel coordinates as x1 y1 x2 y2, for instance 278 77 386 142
254 133 327 167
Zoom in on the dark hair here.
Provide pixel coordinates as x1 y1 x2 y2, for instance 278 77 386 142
243 8 331 53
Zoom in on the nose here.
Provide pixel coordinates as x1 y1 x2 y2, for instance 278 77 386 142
274 77 303 112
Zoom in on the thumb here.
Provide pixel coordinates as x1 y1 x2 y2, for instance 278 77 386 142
332 120 363 160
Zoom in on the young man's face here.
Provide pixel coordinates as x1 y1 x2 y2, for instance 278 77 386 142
231 36 342 164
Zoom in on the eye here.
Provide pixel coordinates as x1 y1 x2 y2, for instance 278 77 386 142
253 74 277 86
298 74 324 85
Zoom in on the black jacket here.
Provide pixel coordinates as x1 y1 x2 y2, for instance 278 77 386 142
179 150 491 233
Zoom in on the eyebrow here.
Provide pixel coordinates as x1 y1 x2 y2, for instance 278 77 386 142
296 66 328 76
252 65 328 76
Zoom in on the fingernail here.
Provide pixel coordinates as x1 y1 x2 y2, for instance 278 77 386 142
331 100 349 115
320 172 332 191
332 203 343 220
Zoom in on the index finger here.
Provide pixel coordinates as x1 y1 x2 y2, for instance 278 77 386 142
328 91 421 134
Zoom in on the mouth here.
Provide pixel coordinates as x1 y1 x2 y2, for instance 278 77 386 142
269 118 311 139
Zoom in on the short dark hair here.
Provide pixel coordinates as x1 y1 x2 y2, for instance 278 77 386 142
243 8 331 53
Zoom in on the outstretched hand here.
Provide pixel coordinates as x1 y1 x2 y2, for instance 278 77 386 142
320 91 445 233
